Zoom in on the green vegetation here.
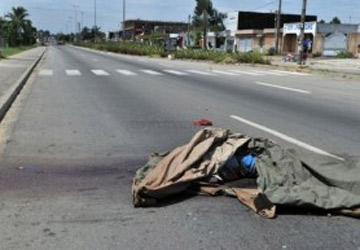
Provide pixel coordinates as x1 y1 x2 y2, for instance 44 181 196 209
330 16 341 24
174 49 270 64
75 42 167 57
192 0 226 49
335 51 354 59
75 42 270 65
1 45 34 58
0 7 37 47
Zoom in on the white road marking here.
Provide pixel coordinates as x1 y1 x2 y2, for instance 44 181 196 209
186 70 217 76
159 63 173 68
66 70 81 76
270 70 311 76
39 69 53 76
230 115 344 161
255 81 311 94
210 70 239 76
163 70 189 75
227 70 262 76
140 70 163 75
91 70 110 76
116 69 137 76
250 70 286 76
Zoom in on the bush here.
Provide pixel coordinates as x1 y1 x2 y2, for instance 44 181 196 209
232 51 271 64
74 42 270 65
335 51 354 59
174 49 270 65
312 52 322 58
221 56 236 64
74 42 166 57
267 47 276 56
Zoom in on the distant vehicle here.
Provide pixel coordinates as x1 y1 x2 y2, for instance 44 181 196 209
57 41 65 45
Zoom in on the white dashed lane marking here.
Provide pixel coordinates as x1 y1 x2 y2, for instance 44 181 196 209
210 70 239 76
39 69 53 76
227 70 262 76
163 70 189 75
140 70 163 75
116 69 137 76
270 70 311 76
250 70 286 76
230 115 344 161
66 70 81 76
255 81 311 94
186 70 217 76
91 70 110 76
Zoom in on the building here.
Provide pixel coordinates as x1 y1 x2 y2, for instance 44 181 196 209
122 19 188 41
283 22 360 56
222 11 317 53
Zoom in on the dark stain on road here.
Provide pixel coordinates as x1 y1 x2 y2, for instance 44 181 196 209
0 158 146 195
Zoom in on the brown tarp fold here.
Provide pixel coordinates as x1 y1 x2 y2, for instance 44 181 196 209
132 128 360 219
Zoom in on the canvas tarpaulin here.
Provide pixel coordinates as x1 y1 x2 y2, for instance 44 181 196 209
132 127 360 218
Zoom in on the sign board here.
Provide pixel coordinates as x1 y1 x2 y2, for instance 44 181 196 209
223 12 239 36
283 22 317 36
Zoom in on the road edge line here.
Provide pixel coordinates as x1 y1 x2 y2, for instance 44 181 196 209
0 47 47 123
230 115 344 161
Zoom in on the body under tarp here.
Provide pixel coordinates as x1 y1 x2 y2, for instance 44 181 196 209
132 128 360 218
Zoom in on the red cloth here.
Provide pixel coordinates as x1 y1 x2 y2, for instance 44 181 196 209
192 119 213 126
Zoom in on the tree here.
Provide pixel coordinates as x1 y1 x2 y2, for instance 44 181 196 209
192 0 226 49
5 6 36 46
330 16 341 24
319 19 326 24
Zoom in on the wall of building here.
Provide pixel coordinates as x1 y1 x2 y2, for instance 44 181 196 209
348 33 360 54
313 34 324 54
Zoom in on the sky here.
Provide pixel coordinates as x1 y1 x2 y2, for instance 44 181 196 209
0 0 359 33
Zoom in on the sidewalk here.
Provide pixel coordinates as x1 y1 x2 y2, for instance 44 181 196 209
0 46 46 120
270 55 360 76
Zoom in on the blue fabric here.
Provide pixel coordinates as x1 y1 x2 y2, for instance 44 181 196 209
240 155 257 175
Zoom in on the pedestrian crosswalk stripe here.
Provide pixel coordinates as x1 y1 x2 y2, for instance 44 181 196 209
91 70 110 76
186 70 217 76
210 70 239 76
39 69 53 76
250 70 285 76
116 69 137 76
140 70 163 75
270 70 310 76
66 70 81 76
227 70 261 76
163 70 189 75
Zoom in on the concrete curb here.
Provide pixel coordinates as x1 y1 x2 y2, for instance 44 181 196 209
0 48 47 122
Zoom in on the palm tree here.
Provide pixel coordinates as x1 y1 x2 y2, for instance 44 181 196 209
6 6 32 46
192 0 226 49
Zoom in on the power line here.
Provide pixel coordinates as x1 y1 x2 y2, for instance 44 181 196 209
250 1 277 11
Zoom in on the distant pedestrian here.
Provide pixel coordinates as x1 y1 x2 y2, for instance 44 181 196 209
301 39 311 65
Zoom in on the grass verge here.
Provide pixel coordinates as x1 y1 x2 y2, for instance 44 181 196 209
75 42 271 65
0 46 35 59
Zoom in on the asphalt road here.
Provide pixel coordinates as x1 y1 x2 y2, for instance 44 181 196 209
0 45 359 250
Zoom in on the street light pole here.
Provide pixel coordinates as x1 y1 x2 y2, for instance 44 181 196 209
298 0 307 65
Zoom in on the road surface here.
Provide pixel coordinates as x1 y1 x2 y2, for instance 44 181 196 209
0 45 359 250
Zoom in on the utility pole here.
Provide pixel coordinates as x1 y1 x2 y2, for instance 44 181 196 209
298 0 307 65
122 0 126 40
203 0 208 50
81 11 84 31
94 0 97 42
187 15 191 47
274 0 282 54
